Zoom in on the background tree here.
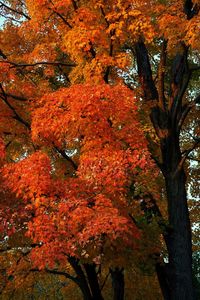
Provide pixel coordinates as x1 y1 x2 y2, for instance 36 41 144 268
0 0 200 300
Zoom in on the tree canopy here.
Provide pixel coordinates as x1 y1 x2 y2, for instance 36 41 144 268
0 1 200 299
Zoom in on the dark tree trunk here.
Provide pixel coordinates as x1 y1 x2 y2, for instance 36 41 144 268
110 268 124 300
156 263 171 300
135 41 158 100
68 257 93 300
160 133 195 300
134 37 197 300
83 263 104 300
75 279 93 300
165 174 194 300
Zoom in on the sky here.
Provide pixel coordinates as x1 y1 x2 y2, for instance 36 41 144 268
0 16 5 27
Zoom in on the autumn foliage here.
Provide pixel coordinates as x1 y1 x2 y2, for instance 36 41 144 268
2 82 157 270
0 0 200 299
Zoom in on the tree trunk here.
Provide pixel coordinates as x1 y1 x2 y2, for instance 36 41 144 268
165 173 195 300
68 257 93 300
110 268 124 300
83 263 104 300
156 263 171 300
160 133 195 300
134 37 196 299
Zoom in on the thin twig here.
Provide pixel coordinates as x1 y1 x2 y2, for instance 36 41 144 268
1 60 76 68
100 271 110 291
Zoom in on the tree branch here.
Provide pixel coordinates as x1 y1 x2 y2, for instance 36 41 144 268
54 146 78 171
100 6 114 83
178 138 200 171
178 93 200 131
190 65 200 72
100 271 110 291
51 9 72 28
0 1 31 20
1 60 76 68
188 156 200 163
0 12 23 23
176 68 192 109
0 83 30 130
134 40 158 101
169 45 189 125
43 268 78 283
157 40 167 111
0 92 27 101
184 0 200 19
67 256 93 298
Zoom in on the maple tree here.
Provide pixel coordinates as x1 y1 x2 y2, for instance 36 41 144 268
0 0 200 299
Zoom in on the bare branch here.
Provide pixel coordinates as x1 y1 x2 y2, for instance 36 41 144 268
188 156 200 163
54 146 78 171
0 92 27 101
190 65 200 72
30 267 78 283
0 1 31 20
51 9 72 28
178 138 200 171
0 12 23 23
100 271 110 291
193 93 200 105
178 93 200 131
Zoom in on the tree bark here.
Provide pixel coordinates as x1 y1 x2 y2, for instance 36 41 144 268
156 263 171 300
160 132 195 300
134 38 196 299
110 268 124 300
83 263 104 300
68 257 93 300
135 41 158 100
